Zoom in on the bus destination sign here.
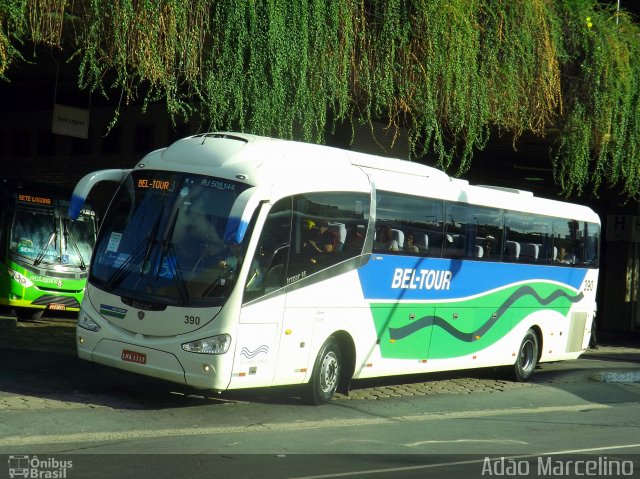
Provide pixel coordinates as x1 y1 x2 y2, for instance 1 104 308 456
136 177 175 192
17 194 53 205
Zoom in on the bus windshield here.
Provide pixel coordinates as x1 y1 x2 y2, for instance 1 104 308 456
10 201 96 269
63 208 97 268
11 203 60 265
90 171 251 307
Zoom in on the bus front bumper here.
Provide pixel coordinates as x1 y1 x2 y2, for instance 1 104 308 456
77 336 229 390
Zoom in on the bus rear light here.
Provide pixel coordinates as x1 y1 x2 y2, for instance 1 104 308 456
182 334 231 355
8 268 33 288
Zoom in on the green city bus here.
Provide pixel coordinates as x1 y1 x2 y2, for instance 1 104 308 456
0 179 98 320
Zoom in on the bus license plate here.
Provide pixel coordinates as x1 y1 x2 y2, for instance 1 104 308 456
121 349 146 365
48 303 66 311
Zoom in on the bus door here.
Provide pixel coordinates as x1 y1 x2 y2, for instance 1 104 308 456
233 199 291 388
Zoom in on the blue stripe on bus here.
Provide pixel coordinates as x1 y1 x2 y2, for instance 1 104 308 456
223 216 249 244
68 193 86 220
357 256 587 301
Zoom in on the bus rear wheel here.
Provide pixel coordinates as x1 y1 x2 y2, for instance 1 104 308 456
512 329 539 382
303 336 342 405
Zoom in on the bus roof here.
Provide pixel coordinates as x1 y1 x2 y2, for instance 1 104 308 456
137 132 599 224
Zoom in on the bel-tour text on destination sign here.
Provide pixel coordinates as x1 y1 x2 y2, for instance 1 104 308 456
391 268 452 290
482 456 634 476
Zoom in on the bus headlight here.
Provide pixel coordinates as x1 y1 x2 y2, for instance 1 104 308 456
8 268 33 288
77 310 101 332
182 334 231 354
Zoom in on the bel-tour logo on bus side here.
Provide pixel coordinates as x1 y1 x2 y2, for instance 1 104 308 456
100 304 127 319
391 268 453 291
17 194 52 205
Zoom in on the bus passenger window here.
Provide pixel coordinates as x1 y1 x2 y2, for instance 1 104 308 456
243 198 292 302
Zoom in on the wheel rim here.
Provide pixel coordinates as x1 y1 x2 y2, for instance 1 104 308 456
519 338 534 372
320 351 339 393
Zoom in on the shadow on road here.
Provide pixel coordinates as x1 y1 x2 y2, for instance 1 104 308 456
1 314 639 411
0 316 314 409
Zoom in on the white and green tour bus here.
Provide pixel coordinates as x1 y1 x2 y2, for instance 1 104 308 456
70 133 600 404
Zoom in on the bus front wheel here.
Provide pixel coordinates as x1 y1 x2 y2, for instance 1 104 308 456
303 336 342 405
512 329 539 382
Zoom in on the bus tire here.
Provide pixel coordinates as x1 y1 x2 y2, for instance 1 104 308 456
512 329 539 382
303 336 342 405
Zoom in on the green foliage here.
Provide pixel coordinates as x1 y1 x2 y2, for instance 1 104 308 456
0 0 27 78
1 0 640 198
554 0 640 198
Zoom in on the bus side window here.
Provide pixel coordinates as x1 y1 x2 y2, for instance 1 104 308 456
289 192 370 279
552 219 579 266
583 222 600 267
243 198 292 302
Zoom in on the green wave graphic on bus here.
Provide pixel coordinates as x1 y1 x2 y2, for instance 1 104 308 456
370 282 583 360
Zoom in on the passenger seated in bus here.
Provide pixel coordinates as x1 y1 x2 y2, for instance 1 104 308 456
483 235 495 259
556 247 573 264
344 225 366 252
216 243 265 293
376 225 399 252
327 222 347 251
404 232 419 253
301 219 316 250
304 219 339 253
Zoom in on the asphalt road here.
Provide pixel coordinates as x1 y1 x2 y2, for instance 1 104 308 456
1 315 639 478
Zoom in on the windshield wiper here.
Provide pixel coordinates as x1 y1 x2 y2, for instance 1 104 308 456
155 213 188 304
33 230 57 267
104 235 154 291
139 208 165 277
159 242 189 306
63 218 86 270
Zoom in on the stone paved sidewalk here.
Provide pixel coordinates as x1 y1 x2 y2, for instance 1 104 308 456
1 314 638 407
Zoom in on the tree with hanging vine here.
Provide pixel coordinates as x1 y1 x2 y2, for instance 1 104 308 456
1 0 639 199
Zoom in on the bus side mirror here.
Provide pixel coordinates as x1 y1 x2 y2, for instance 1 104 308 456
69 169 131 220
